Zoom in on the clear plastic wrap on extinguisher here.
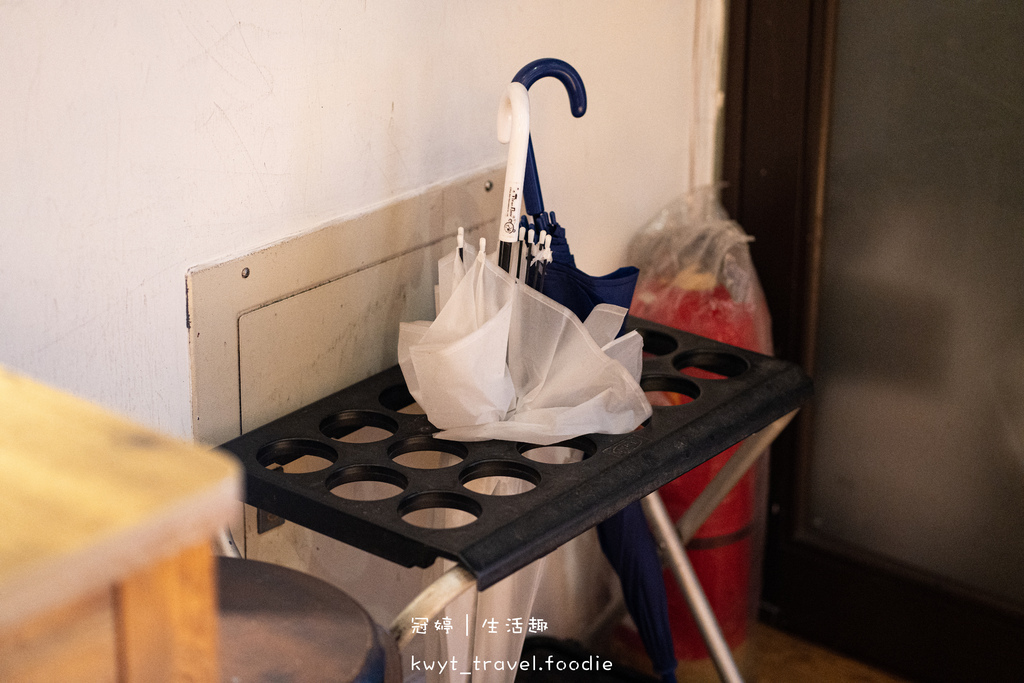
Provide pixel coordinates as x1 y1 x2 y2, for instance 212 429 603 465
628 187 772 356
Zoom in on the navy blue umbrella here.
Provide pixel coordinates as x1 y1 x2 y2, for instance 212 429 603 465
540 216 639 338
513 59 677 683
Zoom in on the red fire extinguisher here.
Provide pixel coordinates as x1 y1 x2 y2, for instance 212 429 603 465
626 191 773 672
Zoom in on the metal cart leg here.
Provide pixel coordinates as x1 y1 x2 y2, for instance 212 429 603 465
389 565 476 649
676 410 797 544
641 409 799 683
643 491 744 683
588 410 799 642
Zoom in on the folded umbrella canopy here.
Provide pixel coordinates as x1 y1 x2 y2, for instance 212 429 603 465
399 237 650 446
512 59 678 683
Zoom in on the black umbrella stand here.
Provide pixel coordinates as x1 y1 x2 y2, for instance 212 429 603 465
219 317 811 683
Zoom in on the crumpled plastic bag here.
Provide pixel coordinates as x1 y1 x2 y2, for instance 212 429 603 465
398 245 651 446
627 187 772 355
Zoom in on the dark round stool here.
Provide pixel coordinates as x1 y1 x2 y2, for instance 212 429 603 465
218 557 401 683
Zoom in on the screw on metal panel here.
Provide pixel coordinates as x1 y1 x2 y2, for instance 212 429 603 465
241 267 250 278
257 508 284 533
484 180 493 191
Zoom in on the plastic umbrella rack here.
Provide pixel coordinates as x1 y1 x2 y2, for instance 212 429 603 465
219 316 811 591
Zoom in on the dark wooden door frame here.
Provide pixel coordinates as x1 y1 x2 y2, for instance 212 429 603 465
722 2 1024 681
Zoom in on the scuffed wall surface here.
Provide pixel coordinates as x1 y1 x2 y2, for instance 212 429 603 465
1 1 700 439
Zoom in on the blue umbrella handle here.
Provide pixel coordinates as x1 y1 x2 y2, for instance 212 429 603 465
513 59 587 217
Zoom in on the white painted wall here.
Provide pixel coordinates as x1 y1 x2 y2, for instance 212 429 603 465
1 1 711 440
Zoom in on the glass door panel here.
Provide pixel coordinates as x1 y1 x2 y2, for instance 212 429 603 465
808 0 1024 608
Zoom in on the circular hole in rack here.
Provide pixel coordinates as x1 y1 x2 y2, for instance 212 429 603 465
636 329 679 358
673 351 748 380
518 437 595 465
389 436 466 469
379 384 426 415
460 460 540 496
320 411 398 443
327 465 407 501
257 439 337 474
640 375 701 407
399 491 481 529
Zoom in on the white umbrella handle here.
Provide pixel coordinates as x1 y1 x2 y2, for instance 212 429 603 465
496 82 530 271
